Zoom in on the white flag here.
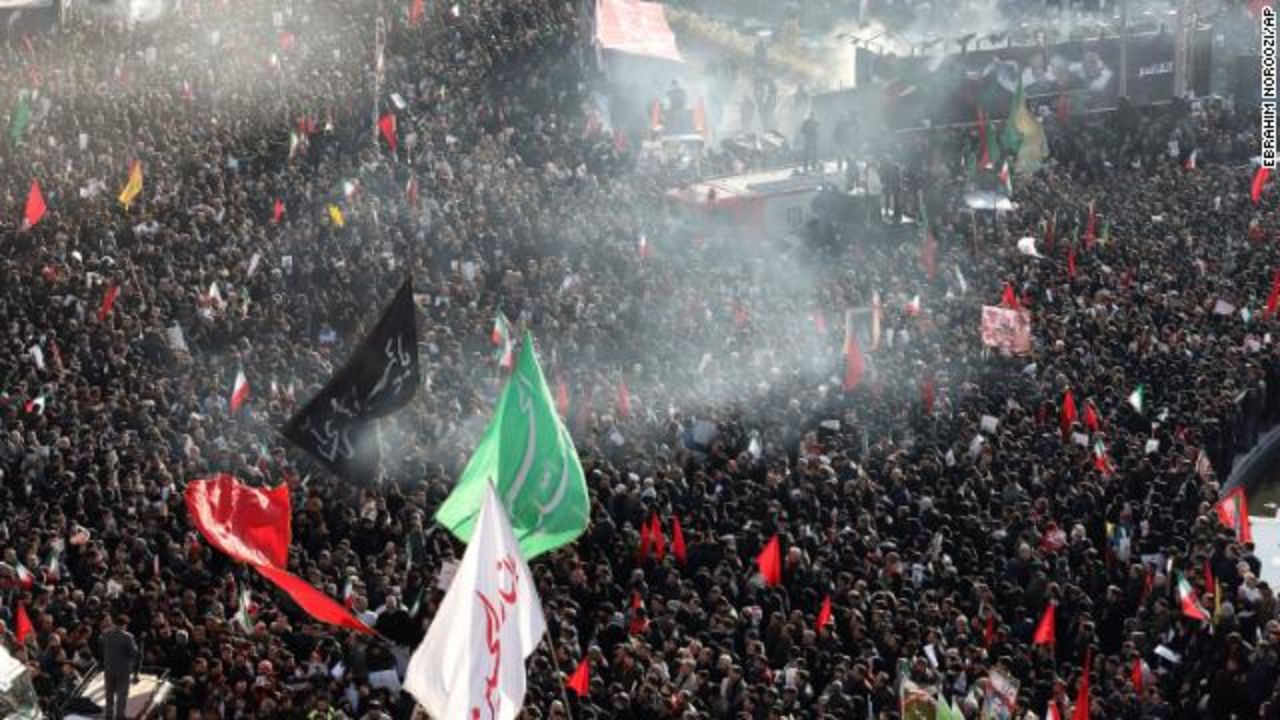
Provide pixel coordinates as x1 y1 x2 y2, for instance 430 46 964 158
404 483 547 720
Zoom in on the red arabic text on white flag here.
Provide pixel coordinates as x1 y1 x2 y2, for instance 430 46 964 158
404 483 547 720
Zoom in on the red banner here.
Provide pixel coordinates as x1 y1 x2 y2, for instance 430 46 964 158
596 0 683 63
185 474 291 569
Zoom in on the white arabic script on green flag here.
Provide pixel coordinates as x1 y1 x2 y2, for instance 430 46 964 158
435 331 589 559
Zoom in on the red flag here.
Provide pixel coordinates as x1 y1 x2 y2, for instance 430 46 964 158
184 474 292 569
98 285 120 322
983 612 995 647
650 513 666 562
556 378 570 418
1083 401 1100 433
636 517 652 563
1266 269 1280 319
1141 566 1154 602
15 602 33 645
1253 166 1271 205
920 373 935 416
23 180 46 230
253 563 374 635
628 591 647 636
1131 656 1144 694
1000 282 1019 309
1060 390 1077 438
1046 701 1063 720
1067 246 1077 280
378 113 398 152
230 368 251 413
408 0 425 26
1071 651 1092 720
757 535 782 587
843 337 864 392
1214 486 1253 543
1083 201 1096 249
672 515 688 564
566 657 590 697
1203 557 1215 597
616 381 631 418
271 198 285 224
1033 602 1056 645
816 594 833 632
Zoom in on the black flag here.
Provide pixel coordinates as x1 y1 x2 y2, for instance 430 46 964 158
282 278 419 479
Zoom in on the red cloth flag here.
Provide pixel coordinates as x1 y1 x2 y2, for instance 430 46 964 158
616 381 631 418
15 602 33 644
1253 166 1271 205
1203 557 1215 597
408 0 425 26
1046 700 1063 720
1083 401 1100 433
184 474 292 569
1071 651 1092 720
566 657 590 697
1060 390 1077 438
628 591 647 636
843 337 864 392
1033 602 1056 645
230 368 250 413
1067 246 1077 280
556 378 570 418
98 285 120 322
1000 282 1019 309
22 180 46 230
1131 656 1144 694
672 515 687 564
636 517 652 563
650 513 666 562
757 535 782 587
1214 486 1253 543
816 594 833 632
272 198 285 224
983 612 995 647
1266 269 1280 319
253 563 374 635
378 113 398 152
14 563 33 590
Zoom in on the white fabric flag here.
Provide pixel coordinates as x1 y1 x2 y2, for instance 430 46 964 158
404 483 547 720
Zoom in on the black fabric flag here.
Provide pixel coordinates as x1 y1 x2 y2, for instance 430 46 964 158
282 278 419 479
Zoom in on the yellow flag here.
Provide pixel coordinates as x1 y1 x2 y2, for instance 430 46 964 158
118 161 143 209
327 203 345 228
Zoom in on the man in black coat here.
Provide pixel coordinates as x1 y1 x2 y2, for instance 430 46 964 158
100 615 138 720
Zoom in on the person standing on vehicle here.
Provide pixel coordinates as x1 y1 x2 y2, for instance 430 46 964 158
101 615 138 720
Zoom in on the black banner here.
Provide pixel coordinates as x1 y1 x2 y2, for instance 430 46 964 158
282 277 420 479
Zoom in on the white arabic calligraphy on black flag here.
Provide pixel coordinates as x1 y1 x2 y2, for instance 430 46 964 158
282 277 420 479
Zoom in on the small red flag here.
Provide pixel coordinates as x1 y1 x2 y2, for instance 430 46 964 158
1067 246 1077 280
1072 651 1092 720
1060 390 1077 438
1033 602 1056 645
983 612 995 647
843 337 864 392
1253 166 1271 205
378 113 398 152
757 535 782 587
98 285 120 322
1266 269 1280 319
271 198 285 224
23 180 46 230
816 594 833 632
1214 486 1254 544
1130 656 1144 694
628 591 647 636
616 381 631 419
556 378 570 418
1083 401 1100 433
15 602 33 644
408 0 425 26
671 515 688 564
636 517 652 563
566 657 590 697
1203 557 1215 597
650 513 666 562
1000 282 1019 309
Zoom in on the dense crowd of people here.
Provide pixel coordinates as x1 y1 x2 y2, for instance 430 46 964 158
1 0 1278 718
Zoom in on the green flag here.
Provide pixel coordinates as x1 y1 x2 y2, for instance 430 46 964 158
1001 77 1025 157
934 691 963 720
435 331 589 558
9 92 31 147
1007 74 1048 173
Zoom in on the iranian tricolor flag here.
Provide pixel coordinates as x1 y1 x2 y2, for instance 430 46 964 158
1176 573 1210 622
235 586 255 634
1092 439 1115 477
342 577 355 609
1214 486 1253 544
230 368 250 413
492 311 515 369
999 160 1012 195
14 562 33 590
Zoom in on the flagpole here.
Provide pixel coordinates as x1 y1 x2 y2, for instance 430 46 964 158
542 635 576 720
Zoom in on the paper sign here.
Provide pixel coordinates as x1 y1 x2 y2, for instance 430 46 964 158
435 560 458 591
980 415 998 434
1145 438 1160 455
980 306 1032 356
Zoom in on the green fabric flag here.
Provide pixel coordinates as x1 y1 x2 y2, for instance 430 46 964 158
1007 75 1048 173
435 331 589 559
9 92 31 147
984 116 1001 170
1001 77 1025 157
934 691 963 720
